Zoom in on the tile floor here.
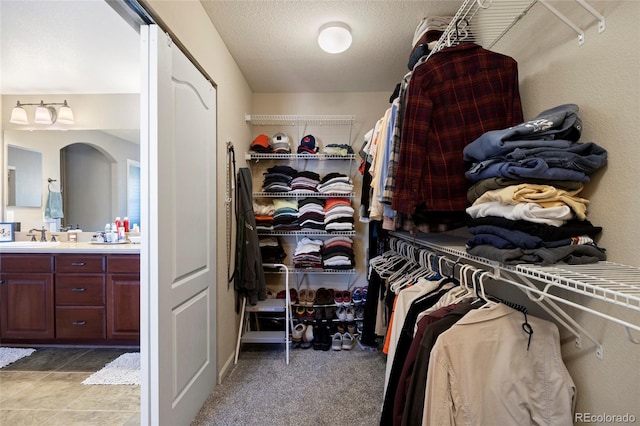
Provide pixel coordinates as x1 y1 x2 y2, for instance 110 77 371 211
0 347 140 426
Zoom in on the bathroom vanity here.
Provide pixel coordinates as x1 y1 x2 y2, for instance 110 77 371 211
0 242 140 345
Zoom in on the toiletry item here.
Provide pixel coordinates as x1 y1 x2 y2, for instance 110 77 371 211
132 224 140 233
68 230 77 242
115 217 122 230
123 217 130 233
105 223 112 243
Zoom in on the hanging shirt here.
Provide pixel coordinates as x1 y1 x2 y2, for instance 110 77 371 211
423 303 576 425
393 43 523 214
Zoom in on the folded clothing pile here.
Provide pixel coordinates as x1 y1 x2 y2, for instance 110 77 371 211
324 198 355 232
317 172 353 195
462 104 608 265
321 236 355 270
293 237 323 269
298 197 325 232
272 198 299 232
262 165 297 192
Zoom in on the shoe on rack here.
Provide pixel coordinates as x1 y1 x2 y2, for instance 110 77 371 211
320 325 331 351
342 332 356 350
336 306 347 322
352 287 363 304
312 325 322 350
292 323 306 343
307 289 316 306
324 306 336 320
355 305 364 320
298 289 308 306
305 307 315 321
346 306 355 322
342 290 351 306
295 305 306 320
289 288 298 304
301 323 313 349
347 323 356 335
334 290 343 306
362 286 368 303
332 333 343 351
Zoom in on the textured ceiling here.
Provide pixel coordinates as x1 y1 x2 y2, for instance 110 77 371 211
0 0 140 95
0 0 461 95
200 1 460 93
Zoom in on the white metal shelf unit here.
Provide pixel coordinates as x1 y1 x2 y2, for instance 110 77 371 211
389 231 640 358
427 0 605 59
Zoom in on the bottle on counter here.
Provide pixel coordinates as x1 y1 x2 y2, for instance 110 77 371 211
105 223 112 243
123 217 130 233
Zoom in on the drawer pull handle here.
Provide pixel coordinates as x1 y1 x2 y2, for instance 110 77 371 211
72 321 87 326
71 287 86 292
71 262 86 266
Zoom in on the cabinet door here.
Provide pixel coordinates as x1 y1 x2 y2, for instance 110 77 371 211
0 273 54 339
106 273 140 340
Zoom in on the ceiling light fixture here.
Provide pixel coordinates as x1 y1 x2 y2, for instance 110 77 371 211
9 100 75 125
318 22 352 54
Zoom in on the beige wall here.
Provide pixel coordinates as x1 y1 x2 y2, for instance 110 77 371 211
144 0 253 382
148 0 640 415
492 0 640 417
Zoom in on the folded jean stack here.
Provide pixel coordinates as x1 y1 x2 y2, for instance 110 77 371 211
462 104 608 265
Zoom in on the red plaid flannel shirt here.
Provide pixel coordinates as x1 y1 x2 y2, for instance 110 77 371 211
392 43 523 214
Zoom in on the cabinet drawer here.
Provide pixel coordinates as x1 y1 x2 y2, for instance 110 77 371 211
56 274 105 305
0 255 54 273
107 255 140 273
56 307 105 339
56 255 105 273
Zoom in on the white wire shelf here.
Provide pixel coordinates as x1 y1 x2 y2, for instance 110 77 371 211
390 230 640 349
429 0 605 59
246 153 355 161
258 230 355 237
264 266 356 275
253 192 354 199
246 114 355 126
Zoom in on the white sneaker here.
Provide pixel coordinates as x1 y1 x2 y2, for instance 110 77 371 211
346 306 355 322
332 333 343 351
336 306 347 321
342 332 356 350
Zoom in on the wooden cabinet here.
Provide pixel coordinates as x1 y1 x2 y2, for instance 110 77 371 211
55 254 106 340
0 255 55 340
0 252 139 344
106 255 140 340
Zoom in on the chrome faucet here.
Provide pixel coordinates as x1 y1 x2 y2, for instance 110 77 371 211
29 227 48 242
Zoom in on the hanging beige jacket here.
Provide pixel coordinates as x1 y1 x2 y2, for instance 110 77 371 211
423 303 576 425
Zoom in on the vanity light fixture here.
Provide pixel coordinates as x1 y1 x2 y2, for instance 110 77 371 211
9 100 75 125
318 22 352 54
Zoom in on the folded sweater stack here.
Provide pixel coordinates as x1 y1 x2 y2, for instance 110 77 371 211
462 104 608 265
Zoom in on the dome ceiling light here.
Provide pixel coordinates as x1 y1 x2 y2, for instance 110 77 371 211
318 22 352 54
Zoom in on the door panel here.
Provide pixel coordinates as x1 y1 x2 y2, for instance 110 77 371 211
141 25 217 425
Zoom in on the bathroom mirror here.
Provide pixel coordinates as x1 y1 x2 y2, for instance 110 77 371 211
7 145 43 207
4 129 139 231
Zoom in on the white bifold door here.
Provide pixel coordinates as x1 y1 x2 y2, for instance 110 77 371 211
140 24 217 425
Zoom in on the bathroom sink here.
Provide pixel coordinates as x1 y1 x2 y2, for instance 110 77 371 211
0 241 61 248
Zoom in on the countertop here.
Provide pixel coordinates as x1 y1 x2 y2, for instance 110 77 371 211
0 241 141 254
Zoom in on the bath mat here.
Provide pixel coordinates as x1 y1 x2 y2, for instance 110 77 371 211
0 347 36 369
82 352 140 385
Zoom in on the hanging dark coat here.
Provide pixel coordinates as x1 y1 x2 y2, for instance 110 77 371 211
234 167 266 305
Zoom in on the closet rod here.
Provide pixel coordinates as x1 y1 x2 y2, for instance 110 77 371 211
389 231 640 348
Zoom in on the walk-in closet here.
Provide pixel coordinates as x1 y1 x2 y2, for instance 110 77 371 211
1 1 638 425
